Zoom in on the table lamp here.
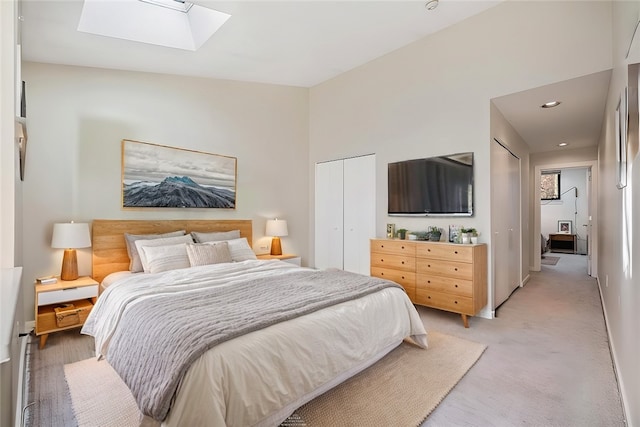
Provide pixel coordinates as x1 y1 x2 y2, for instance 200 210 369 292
266 219 288 256
51 222 91 281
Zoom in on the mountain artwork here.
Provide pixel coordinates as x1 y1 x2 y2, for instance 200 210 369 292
122 140 236 209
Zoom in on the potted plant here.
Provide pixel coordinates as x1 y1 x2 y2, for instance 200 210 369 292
469 228 479 244
428 226 442 242
396 228 408 240
460 228 478 243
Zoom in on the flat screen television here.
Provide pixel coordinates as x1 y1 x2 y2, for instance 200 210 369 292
388 152 474 216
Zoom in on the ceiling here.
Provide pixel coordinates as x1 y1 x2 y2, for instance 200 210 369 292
492 70 612 154
19 0 612 154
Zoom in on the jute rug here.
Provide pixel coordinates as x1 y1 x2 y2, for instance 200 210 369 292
541 256 560 266
65 331 486 427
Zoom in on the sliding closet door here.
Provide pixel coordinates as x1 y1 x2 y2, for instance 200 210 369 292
315 160 344 270
343 155 376 275
492 139 521 310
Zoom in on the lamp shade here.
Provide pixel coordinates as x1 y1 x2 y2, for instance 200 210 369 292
266 219 288 237
51 222 91 249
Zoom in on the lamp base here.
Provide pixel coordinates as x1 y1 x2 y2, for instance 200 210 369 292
270 237 282 256
60 249 79 281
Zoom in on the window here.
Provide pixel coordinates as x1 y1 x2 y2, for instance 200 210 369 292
541 170 561 200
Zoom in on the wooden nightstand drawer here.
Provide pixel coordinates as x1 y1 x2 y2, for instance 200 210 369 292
370 239 415 256
370 253 415 272
416 259 472 280
416 273 473 296
37 284 98 306
415 289 474 315
416 243 473 263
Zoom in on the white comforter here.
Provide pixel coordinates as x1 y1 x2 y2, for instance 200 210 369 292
83 260 428 427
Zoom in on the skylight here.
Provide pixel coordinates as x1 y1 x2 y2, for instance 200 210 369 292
77 0 231 51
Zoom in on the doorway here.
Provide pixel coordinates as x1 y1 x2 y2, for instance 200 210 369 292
534 161 597 276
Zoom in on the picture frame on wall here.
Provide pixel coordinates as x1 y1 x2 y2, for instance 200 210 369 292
121 139 237 209
557 220 572 234
615 87 628 189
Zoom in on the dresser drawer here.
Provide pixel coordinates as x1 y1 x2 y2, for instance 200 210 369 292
370 239 415 256
415 289 474 315
37 285 98 306
416 259 472 280
370 253 415 272
416 243 473 263
371 267 416 300
416 273 473 297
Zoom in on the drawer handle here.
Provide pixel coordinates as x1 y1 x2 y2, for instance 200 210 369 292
454 251 458 254
380 272 384 276
427 280 431 283
454 301 458 304
428 264 431 268
401 276 405 279
62 287 79 291
381 245 384 248
455 284 458 288
401 261 405 264
454 268 458 271
427 248 431 252
401 245 405 249
380 259 384 262
428 296 431 299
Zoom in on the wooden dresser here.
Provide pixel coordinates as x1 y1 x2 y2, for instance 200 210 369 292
370 239 487 328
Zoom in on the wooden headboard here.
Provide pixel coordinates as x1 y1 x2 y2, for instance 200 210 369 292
91 219 253 283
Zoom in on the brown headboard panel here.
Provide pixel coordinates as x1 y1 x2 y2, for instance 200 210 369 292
91 219 253 283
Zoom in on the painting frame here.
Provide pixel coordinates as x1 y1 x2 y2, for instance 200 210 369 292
121 139 237 209
615 87 628 189
557 220 572 234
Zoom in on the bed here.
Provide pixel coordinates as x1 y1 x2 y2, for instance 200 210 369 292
83 219 428 427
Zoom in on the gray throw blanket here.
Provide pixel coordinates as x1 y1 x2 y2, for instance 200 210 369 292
105 268 402 423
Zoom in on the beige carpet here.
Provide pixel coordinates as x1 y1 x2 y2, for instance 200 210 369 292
541 255 560 265
65 331 486 427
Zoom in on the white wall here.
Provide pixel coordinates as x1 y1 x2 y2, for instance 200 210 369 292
21 62 310 322
309 1 612 318
540 168 589 254
598 2 640 425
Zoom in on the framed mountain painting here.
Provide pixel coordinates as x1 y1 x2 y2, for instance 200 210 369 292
121 139 237 209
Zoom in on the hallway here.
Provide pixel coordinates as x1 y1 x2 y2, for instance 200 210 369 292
419 252 624 426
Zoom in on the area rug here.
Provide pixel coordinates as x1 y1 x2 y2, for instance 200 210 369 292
65 331 486 427
541 256 560 265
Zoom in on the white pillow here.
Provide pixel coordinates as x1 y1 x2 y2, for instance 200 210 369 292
207 237 257 261
124 230 186 273
191 230 241 243
186 242 232 267
140 243 190 274
134 235 194 272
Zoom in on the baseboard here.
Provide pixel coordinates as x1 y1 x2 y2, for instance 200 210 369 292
521 273 531 286
596 277 630 426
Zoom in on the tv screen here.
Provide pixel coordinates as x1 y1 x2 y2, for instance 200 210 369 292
388 152 474 216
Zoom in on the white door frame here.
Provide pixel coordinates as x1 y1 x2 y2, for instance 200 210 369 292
533 160 598 277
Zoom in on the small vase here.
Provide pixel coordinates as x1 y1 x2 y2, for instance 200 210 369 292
471 236 478 244
461 234 470 244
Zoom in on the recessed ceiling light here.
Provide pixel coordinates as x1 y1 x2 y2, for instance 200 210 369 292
558 142 569 147
425 0 439 11
541 101 561 108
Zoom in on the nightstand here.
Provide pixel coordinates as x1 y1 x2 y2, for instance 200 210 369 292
256 254 301 266
34 276 99 349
